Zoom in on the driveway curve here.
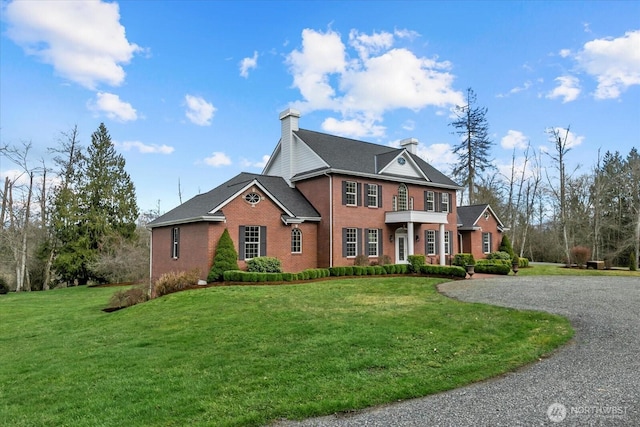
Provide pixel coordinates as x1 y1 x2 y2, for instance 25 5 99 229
276 276 639 426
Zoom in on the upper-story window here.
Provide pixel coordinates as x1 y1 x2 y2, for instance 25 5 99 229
367 184 378 207
441 192 450 212
345 181 357 206
425 191 435 211
397 184 408 211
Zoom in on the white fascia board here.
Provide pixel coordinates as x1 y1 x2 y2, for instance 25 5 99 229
208 179 296 218
147 215 226 229
377 150 430 182
292 168 462 190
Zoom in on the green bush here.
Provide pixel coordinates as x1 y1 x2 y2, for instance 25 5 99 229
486 251 512 261
0 276 9 294
366 266 376 275
452 253 475 267
499 235 515 258
208 229 239 282
155 270 200 297
407 255 426 272
474 260 511 275
246 256 282 273
419 264 466 278
383 264 395 274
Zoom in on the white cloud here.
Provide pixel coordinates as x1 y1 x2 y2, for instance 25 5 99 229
203 152 231 167
497 81 532 98
241 155 270 169
501 130 529 150
239 51 258 78
576 30 640 100
88 92 138 122
184 94 216 126
402 120 415 131
546 75 581 103
5 0 142 89
286 28 463 138
117 140 174 154
547 127 585 149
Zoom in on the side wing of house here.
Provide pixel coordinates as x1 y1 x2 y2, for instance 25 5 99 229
457 204 505 261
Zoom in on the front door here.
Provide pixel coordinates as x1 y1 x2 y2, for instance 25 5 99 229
395 231 409 264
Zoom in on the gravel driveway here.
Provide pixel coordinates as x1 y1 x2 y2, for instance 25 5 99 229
276 276 639 426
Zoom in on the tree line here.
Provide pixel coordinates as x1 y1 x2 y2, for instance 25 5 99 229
1 124 149 291
451 88 639 268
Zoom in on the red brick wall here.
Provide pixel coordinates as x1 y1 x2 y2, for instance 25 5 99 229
151 186 319 282
460 209 503 261
296 174 458 267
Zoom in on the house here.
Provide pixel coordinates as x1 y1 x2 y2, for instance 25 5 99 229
457 204 506 261
147 109 502 282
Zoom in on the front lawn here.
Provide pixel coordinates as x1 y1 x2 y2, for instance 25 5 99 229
0 277 572 426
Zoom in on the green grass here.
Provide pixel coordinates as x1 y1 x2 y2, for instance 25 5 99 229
517 263 640 277
0 277 572 427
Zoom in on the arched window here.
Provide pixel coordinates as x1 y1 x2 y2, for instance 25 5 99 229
291 228 302 253
397 184 408 211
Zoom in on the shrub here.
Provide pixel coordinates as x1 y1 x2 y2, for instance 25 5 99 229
630 252 638 272
474 260 511 275
208 229 239 282
366 266 376 275
407 254 426 273
395 264 409 274
571 246 591 268
452 253 475 267
486 251 512 261
154 269 200 297
379 254 392 265
498 235 515 258
246 257 282 273
0 276 10 294
419 264 466 278
109 285 149 309
353 254 369 266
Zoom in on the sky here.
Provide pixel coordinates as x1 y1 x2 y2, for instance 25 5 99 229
1 0 639 214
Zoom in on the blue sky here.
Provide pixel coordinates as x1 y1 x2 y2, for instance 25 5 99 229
1 0 639 213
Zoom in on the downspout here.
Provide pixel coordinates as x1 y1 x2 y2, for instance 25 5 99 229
324 172 333 268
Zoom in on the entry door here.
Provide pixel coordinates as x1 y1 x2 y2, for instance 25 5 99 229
395 232 409 264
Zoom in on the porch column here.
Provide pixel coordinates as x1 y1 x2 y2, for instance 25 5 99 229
439 223 446 265
407 222 415 256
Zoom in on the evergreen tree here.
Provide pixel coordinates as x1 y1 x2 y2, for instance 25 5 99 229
208 229 239 282
450 88 494 204
52 123 138 285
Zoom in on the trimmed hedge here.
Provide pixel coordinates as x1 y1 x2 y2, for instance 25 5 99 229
407 254 426 273
452 253 475 267
474 260 511 275
419 264 466 278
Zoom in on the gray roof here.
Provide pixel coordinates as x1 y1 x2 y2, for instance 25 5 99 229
293 129 461 188
457 204 505 230
147 172 320 228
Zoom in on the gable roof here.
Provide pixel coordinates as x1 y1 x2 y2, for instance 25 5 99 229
147 172 320 228
457 204 505 230
290 129 462 189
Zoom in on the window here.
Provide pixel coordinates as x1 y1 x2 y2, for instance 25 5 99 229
367 229 379 257
425 191 435 211
367 184 378 207
397 184 408 211
345 181 357 206
291 228 302 253
345 228 357 257
244 226 260 259
245 192 260 204
171 227 180 259
441 193 449 212
483 232 492 254
426 230 436 255
444 231 451 255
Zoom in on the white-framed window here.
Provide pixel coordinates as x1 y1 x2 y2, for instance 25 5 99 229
367 184 378 207
482 232 492 254
426 230 436 255
346 228 357 257
444 231 451 255
345 181 357 206
367 229 379 257
426 191 435 211
171 227 180 259
441 193 449 212
291 228 302 254
397 184 408 211
244 226 260 259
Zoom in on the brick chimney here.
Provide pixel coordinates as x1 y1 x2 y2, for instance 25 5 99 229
279 108 300 186
400 137 418 155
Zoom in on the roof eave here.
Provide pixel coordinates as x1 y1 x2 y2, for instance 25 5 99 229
147 215 226 229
